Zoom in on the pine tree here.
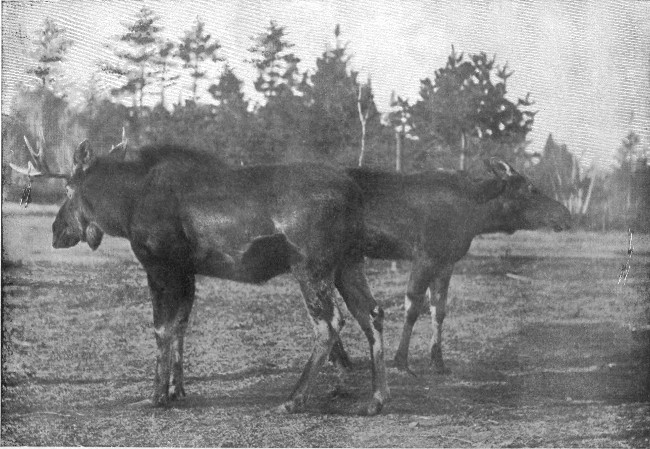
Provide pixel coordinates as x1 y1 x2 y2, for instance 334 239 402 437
247 22 305 162
387 93 415 171
307 25 377 158
616 130 641 213
104 7 165 113
208 65 247 108
26 18 73 92
177 18 223 102
249 21 301 98
208 66 251 164
411 47 535 170
155 39 180 107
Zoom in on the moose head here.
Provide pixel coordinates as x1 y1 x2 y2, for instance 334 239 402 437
484 157 572 233
10 132 128 250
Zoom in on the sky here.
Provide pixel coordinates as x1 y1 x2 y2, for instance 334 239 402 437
2 0 649 168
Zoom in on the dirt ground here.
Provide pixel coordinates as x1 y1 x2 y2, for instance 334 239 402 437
2 204 649 447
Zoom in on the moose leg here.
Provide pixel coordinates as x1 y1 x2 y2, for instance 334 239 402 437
276 265 341 414
147 270 195 406
169 286 194 400
394 261 435 374
335 260 389 416
428 266 453 374
329 336 353 371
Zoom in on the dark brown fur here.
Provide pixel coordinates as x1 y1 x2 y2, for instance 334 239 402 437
331 159 571 374
53 143 389 414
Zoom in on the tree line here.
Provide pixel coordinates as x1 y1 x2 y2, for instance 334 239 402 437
2 7 648 231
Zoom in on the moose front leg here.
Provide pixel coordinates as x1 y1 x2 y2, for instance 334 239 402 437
148 270 196 406
428 266 453 374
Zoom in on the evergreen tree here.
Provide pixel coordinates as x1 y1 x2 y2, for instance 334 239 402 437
104 7 165 113
249 21 301 98
177 18 223 102
26 18 73 92
155 39 180 107
616 130 642 214
306 25 378 159
387 93 415 171
411 47 535 170
247 22 306 162
208 66 251 164
209 65 247 108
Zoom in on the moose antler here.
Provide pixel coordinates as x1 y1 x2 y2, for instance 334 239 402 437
9 136 70 179
108 127 128 160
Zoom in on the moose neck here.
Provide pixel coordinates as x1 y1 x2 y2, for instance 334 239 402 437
474 197 517 235
81 160 147 239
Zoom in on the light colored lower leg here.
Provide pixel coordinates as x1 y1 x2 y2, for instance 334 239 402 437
394 293 424 365
169 335 184 397
370 307 389 402
429 303 444 351
153 325 172 403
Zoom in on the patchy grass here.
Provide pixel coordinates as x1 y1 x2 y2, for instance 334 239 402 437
2 206 649 447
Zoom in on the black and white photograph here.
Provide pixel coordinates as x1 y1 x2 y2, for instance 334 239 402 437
1 0 649 446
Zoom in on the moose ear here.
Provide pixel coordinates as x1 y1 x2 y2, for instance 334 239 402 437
73 140 94 168
485 158 519 180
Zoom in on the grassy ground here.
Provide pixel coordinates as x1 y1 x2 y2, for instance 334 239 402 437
2 203 649 447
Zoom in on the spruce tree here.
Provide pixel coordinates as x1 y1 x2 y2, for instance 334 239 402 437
104 7 165 113
412 47 535 169
177 18 223 102
26 18 73 92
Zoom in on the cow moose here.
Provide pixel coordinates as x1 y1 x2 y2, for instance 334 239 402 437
330 159 571 375
12 137 389 415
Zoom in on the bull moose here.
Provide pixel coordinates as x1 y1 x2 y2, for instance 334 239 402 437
12 137 389 415
331 159 571 375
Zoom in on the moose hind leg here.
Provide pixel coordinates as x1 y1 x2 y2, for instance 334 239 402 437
276 265 341 414
429 268 452 374
335 261 389 416
394 262 435 373
169 288 194 400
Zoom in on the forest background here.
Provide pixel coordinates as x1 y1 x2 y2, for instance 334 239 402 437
2 4 649 231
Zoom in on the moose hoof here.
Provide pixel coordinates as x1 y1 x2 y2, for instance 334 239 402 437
430 358 451 374
127 398 155 408
168 385 186 401
329 385 354 399
357 398 384 416
430 346 451 374
274 400 298 414
152 392 170 407
432 364 451 375
394 357 417 377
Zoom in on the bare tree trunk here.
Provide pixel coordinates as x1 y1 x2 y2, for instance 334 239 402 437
192 67 198 102
395 130 403 173
459 132 466 171
391 128 404 273
627 173 632 215
581 172 597 215
357 84 369 167
160 66 167 107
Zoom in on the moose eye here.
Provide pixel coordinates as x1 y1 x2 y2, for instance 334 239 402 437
65 185 74 199
527 184 539 194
